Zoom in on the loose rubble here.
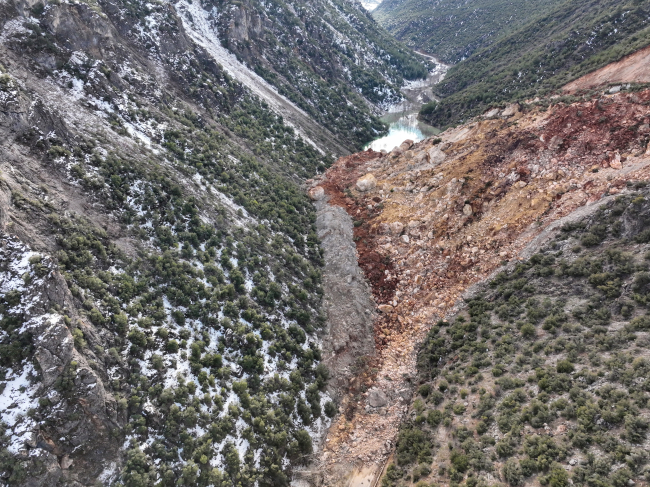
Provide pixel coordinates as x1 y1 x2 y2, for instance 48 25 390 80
315 88 650 484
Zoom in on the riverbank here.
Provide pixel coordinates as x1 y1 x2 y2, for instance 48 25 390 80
367 56 449 151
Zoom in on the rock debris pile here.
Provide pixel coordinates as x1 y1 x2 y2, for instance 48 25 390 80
311 89 650 484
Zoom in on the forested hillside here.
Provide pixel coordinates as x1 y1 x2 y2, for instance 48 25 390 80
373 0 564 64
0 0 423 483
209 0 429 148
420 0 650 127
375 0 650 128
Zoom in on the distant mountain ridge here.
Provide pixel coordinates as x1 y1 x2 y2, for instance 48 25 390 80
374 0 565 65
375 0 650 128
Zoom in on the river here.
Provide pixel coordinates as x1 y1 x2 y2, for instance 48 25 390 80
366 55 449 152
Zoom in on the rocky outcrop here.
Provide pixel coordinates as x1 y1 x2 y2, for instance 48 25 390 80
355 174 377 192
0 235 123 486
314 197 376 400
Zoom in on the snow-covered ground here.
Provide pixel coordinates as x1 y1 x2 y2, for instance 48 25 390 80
0 239 42 454
174 0 349 156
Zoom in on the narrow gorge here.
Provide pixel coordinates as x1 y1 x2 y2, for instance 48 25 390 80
1 0 650 486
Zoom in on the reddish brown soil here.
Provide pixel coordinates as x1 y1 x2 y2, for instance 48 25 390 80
320 152 401 299
315 89 650 483
320 149 406 354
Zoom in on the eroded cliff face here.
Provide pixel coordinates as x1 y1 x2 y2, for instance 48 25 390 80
312 88 650 484
0 236 123 486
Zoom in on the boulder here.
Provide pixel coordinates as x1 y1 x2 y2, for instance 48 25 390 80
356 173 377 192
389 221 404 235
483 108 500 118
610 153 622 170
368 389 388 408
378 304 393 313
308 186 325 200
400 139 414 150
549 136 564 151
502 103 520 118
428 146 447 164
377 223 391 234
414 151 428 164
463 204 473 216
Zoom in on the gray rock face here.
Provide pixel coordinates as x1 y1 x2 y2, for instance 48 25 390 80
314 198 376 402
367 389 388 408
0 235 124 486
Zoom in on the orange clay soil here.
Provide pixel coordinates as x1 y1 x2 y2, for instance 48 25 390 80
312 89 650 485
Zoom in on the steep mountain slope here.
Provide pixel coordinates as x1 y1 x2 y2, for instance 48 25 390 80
0 0 419 483
373 0 564 64
390 188 650 487
564 44 650 93
201 0 429 149
411 0 650 127
310 87 650 485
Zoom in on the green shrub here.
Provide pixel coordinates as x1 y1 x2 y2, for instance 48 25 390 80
294 429 312 454
427 409 443 427
324 401 337 418
520 323 536 338
625 415 648 444
542 464 569 487
429 390 444 405
628 315 650 331
503 458 523 486
420 101 438 116
556 360 574 374
396 428 432 466
450 450 469 473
